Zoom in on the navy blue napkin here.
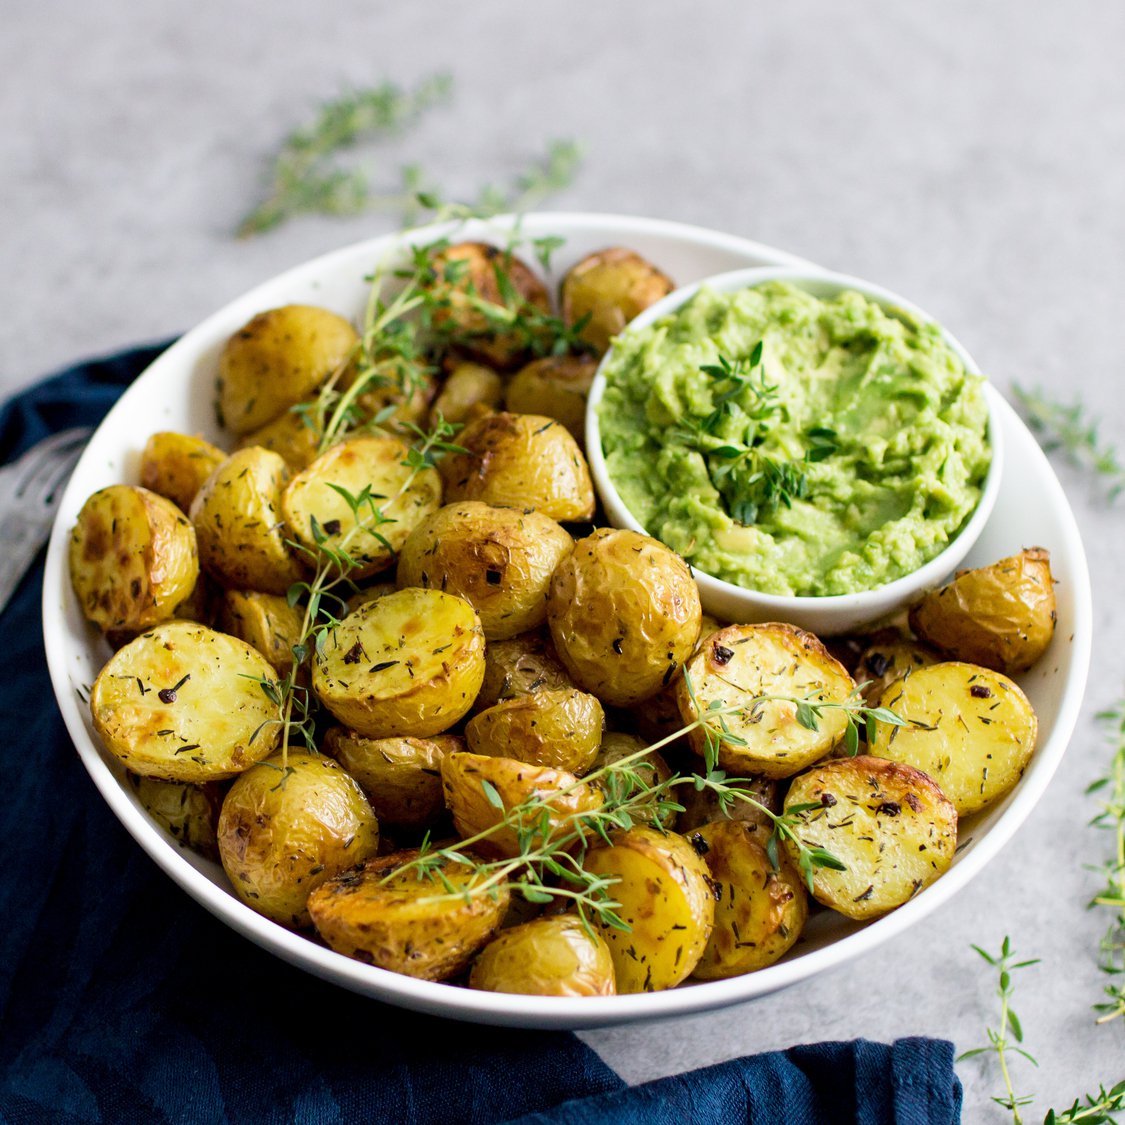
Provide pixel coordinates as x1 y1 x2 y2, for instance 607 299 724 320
0 345 962 1125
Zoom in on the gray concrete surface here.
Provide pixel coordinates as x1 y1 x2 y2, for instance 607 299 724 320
5 1 1124 1118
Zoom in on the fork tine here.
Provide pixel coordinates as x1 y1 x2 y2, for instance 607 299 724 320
24 442 86 507
11 427 92 495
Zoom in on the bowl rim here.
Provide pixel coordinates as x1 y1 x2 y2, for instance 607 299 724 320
585 263 1004 614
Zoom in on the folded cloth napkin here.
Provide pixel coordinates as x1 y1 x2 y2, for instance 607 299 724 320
0 345 963 1125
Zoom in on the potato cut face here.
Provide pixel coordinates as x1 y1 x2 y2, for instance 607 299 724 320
870 662 1038 816
140 432 227 514
397 501 573 640
218 750 380 927
469 917 616 997
783 756 957 920
692 820 806 979
218 589 304 672
70 485 199 633
90 620 282 782
308 849 509 980
584 826 714 993
312 588 485 738
676 623 855 778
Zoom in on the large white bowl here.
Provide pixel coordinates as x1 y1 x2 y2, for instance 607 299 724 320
42 213 1091 1029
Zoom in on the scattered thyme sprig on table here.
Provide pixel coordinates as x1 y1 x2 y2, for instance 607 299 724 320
1012 385 1124 502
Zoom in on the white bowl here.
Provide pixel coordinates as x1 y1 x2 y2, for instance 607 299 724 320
585 265 1004 636
43 213 1091 1028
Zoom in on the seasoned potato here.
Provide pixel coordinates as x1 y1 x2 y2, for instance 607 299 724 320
441 752 602 859
438 412 595 521
584 826 714 992
397 502 573 640
675 774 778 838
312 588 485 738
692 820 807 979
237 404 322 471
217 304 358 435
560 247 674 355
909 548 1057 674
429 361 503 427
589 731 675 828
504 355 598 444
548 529 702 707
70 485 199 633
470 917 616 997
90 620 281 782
139 432 227 514
218 750 379 927
282 434 442 579
308 849 508 979
427 242 551 369
190 447 303 595
345 581 399 614
869 662 1038 816
349 363 437 431
473 630 574 713
854 638 939 706
676 623 855 778
129 774 223 861
466 688 604 775
322 728 461 831
218 590 304 672
783 756 958 920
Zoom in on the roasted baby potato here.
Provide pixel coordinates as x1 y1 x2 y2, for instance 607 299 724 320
90 620 281 782
396 502 573 640
282 434 442 579
218 589 304 673
322 728 461 832
312 588 485 738
548 529 702 707
308 849 508 979
429 361 504 428
909 548 1057 674
692 820 807 979
218 750 380 927
854 637 939 706
466 688 604 775
70 485 199 633
216 304 358 435
237 404 322 471
559 247 674 355
438 412 595 521
676 623 855 778
473 630 574 713
190 446 303 595
584 826 714 992
783 756 958 920
504 355 598 445
426 242 551 369
589 731 675 828
441 752 602 859
128 774 223 861
470 916 616 997
869 662 1038 816
139 432 227 514
675 774 779 838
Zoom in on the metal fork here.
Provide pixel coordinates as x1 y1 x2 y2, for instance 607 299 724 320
0 427 92 615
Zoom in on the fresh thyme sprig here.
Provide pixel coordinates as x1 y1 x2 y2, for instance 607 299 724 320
1012 385 1124 502
1044 1084 1125 1124
1088 700 1125 1025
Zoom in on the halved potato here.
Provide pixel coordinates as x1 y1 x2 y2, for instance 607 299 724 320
308 849 509 979
782 756 958 920
218 590 304 673
139 432 227 514
429 361 503 427
869 662 1037 816
854 638 939 706
504 355 598 444
237 404 322 471
70 485 199 633
473 630 574 713
128 774 223 861
583 826 714 992
311 588 485 738
90 620 281 782
396 502 573 639
676 623 855 778
470 917 616 997
218 750 380 927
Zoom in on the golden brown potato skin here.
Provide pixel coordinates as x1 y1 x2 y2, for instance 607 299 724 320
438 412 595 521
504 355 598 445
237 405 322 471
470 917 616 996
218 750 380 928
909 548 1057 674
854 638 939 706
140 432 227 514
396 502 574 640
70 485 199 633
129 774 223 861
217 304 358 435
218 590 304 673
429 361 503 428
308 849 508 980
548 528 702 707
560 247 674 355
675 774 779 838
473 630 574 713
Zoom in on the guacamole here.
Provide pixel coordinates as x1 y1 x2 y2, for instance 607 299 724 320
598 281 990 597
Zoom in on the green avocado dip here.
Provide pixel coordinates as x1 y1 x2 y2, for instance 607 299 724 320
597 281 990 597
